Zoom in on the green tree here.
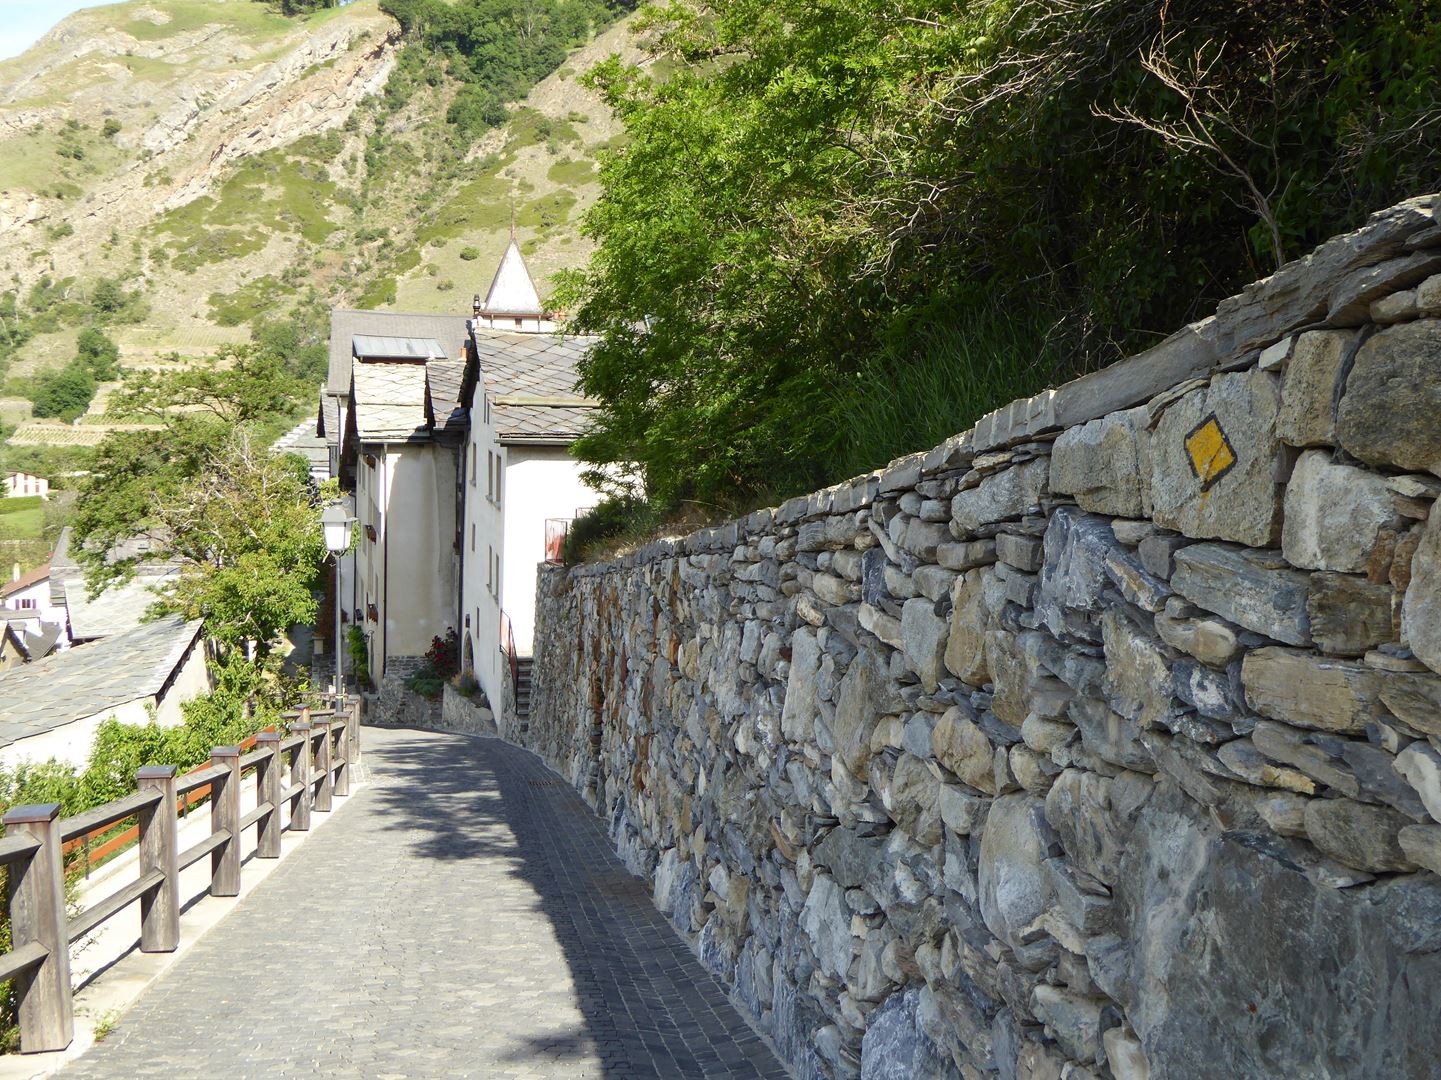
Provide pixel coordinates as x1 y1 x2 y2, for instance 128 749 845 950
144 433 327 656
30 364 95 421
558 0 1441 509
77 327 121 381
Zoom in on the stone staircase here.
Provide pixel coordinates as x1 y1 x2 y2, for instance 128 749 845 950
514 657 534 720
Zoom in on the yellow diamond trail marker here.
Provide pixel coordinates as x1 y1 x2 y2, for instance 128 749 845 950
1184 413 1237 491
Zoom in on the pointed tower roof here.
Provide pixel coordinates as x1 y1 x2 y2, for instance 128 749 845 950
480 238 543 315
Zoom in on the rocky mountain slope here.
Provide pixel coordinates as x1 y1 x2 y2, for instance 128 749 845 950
0 0 635 390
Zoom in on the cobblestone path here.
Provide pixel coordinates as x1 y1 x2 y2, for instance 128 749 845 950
62 727 789 1079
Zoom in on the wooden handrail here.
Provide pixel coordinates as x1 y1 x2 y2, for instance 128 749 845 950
0 695 364 1054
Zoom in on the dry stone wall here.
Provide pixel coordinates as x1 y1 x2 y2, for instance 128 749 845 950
522 196 1441 1080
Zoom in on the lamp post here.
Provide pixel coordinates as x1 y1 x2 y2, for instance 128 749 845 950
321 503 355 701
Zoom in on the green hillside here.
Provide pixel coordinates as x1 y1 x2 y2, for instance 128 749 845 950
0 0 637 435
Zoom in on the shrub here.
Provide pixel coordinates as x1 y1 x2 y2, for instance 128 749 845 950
458 246 480 261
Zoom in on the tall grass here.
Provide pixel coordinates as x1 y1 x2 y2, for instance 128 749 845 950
827 304 1065 482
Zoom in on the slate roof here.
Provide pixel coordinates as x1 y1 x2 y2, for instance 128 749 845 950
352 363 430 441
66 569 179 641
328 310 471 395
491 402 594 443
427 358 469 435
470 328 600 444
21 621 61 661
0 616 203 746
48 528 179 638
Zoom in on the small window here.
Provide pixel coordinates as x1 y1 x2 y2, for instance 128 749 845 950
495 461 502 506
16 598 35 610
470 444 476 486
470 523 475 552
513 317 523 328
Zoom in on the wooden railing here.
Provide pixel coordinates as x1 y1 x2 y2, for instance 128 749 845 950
0 698 362 1054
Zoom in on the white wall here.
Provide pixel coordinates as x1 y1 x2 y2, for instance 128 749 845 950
501 446 597 654
460 400 505 710
354 442 461 678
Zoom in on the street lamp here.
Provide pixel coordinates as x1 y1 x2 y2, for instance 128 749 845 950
321 502 355 701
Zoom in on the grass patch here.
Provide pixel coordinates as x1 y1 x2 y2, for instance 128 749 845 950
207 275 288 327
517 191 575 232
157 152 339 271
829 306 1060 481
120 0 291 42
546 158 594 186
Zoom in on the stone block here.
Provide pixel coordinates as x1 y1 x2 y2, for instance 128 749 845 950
1101 607 1176 730
1303 798 1417 873
934 705 996 794
901 597 948 692
782 627 821 741
1150 369 1286 546
944 569 991 686
1137 533 1193 580
1379 670 1441 736
1282 450 1398 573
1337 319 1441 476
937 539 997 571
1394 743 1441 823
1306 572 1396 657
1049 406 1152 517
1419 272 1441 316
978 794 1056 957
1401 516 1441 673
1241 648 1386 733
1276 330 1355 447
1154 599 1240 667
1171 543 1312 645
1035 507 1118 639
996 531 1044 572
952 458 1049 536
1399 824 1441 875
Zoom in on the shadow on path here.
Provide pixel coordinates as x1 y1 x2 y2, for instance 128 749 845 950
363 727 789 1079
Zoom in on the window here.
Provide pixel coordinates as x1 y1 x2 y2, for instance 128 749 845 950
486 452 493 500
470 444 476 486
15 598 35 610
470 523 475 552
495 461 502 506
487 545 494 593
513 317 523 329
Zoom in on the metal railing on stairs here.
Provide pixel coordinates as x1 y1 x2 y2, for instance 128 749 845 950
0 698 362 1054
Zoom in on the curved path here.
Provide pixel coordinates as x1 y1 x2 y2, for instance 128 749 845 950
61 727 789 1079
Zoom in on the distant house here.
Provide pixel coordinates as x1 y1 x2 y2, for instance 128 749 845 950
4 471 48 499
0 615 208 770
0 562 65 662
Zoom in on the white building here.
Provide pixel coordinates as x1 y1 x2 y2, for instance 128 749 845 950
327 239 604 712
459 326 599 713
4 471 49 499
339 331 470 681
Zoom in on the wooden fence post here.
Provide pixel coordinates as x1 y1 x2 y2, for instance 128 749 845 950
314 718 334 813
341 700 355 767
209 746 242 897
290 712 312 833
137 765 179 953
3 803 73 1053
333 696 351 797
256 730 283 858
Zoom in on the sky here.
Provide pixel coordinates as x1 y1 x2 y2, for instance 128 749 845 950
0 0 113 61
